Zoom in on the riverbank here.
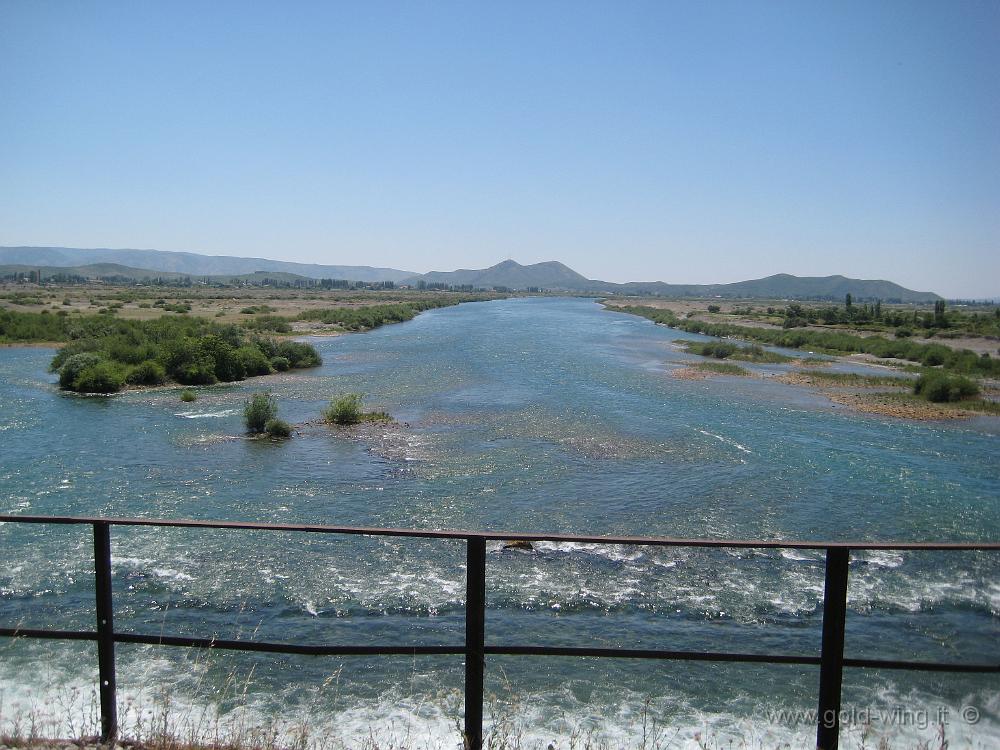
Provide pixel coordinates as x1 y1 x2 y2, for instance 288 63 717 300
2 295 503 394
670 362 998 420
603 302 1000 380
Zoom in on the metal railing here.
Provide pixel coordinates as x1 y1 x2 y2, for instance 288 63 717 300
0 514 997 750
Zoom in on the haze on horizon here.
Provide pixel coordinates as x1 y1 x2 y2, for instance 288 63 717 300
1 2 997 299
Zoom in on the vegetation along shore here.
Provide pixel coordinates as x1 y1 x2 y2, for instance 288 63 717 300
634 298 1000 420
1 287 497 393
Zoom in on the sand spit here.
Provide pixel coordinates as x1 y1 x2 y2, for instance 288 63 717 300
678 366 990 422
672 366 711 380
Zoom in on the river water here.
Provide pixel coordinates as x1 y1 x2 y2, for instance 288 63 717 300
0 297 997 748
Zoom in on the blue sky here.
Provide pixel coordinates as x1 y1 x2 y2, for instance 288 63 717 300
1 1 997 297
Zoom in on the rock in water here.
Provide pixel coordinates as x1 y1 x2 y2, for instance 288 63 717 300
503 539 534 551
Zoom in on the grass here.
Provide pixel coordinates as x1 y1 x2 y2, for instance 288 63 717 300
2 287 505 338
791 371 907 387
676 339 793 363
695 361 749 376
322 393 392 425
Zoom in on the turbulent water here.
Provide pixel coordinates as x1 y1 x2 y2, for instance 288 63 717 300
0 297 997 748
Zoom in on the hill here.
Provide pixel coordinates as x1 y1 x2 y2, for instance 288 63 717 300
0 247 414 283
406 260 591 289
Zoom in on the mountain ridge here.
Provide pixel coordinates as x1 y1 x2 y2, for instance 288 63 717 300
0 247 942 301
0 246 415 283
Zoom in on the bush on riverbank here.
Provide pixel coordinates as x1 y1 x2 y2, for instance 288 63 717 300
680 340 792 363
913 372 980 403
297 297 479 331
611 305 1000 377
43 315 321 393
126 359 168 386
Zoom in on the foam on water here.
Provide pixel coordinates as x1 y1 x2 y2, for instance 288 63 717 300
695 428 753 454
175 409 239 419
2 656 997 750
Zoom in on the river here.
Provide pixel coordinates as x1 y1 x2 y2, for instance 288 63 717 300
1 297 997 748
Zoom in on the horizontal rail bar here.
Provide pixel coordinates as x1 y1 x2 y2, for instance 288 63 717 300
0 627 98 642
0 628 460 655
484 646 1000 672
486 645 821 664
1 514 997 550
116 634 464 656
3 629 996 673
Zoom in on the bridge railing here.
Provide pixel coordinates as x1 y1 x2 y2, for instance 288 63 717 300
0 514 997 750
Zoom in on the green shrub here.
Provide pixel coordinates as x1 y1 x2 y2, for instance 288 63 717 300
126 360 167 386
237 346 273 376
180 389 197 402
920 346 950 367
58 352 103 389
276 340 322 368
244 392 278 433
73 361 126 393
688 341 738 359
5 309 321 386
246 315 292 333
324 393 363 425
172 357 218 385
914 372 979 403
203 336 246 382
264 418 292 438
270 356 291 372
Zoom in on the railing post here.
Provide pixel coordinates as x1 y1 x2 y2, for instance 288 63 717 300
816 547 849 750
93 522 118 743
464 536 486 750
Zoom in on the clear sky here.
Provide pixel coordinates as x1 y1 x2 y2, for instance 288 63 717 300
1 1 997 297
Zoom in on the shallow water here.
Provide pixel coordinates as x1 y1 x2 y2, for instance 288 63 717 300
0 297 997 748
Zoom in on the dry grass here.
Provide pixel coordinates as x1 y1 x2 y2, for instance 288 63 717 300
0 284 477 328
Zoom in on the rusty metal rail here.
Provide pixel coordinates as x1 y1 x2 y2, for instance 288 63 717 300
0 514 998 750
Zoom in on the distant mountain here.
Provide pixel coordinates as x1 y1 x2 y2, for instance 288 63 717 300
0 247 941 301
606 273 942 302
404 259 591 289
0 247 415 283
404 260 939 302
1 262 187 280
0 262 319 285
